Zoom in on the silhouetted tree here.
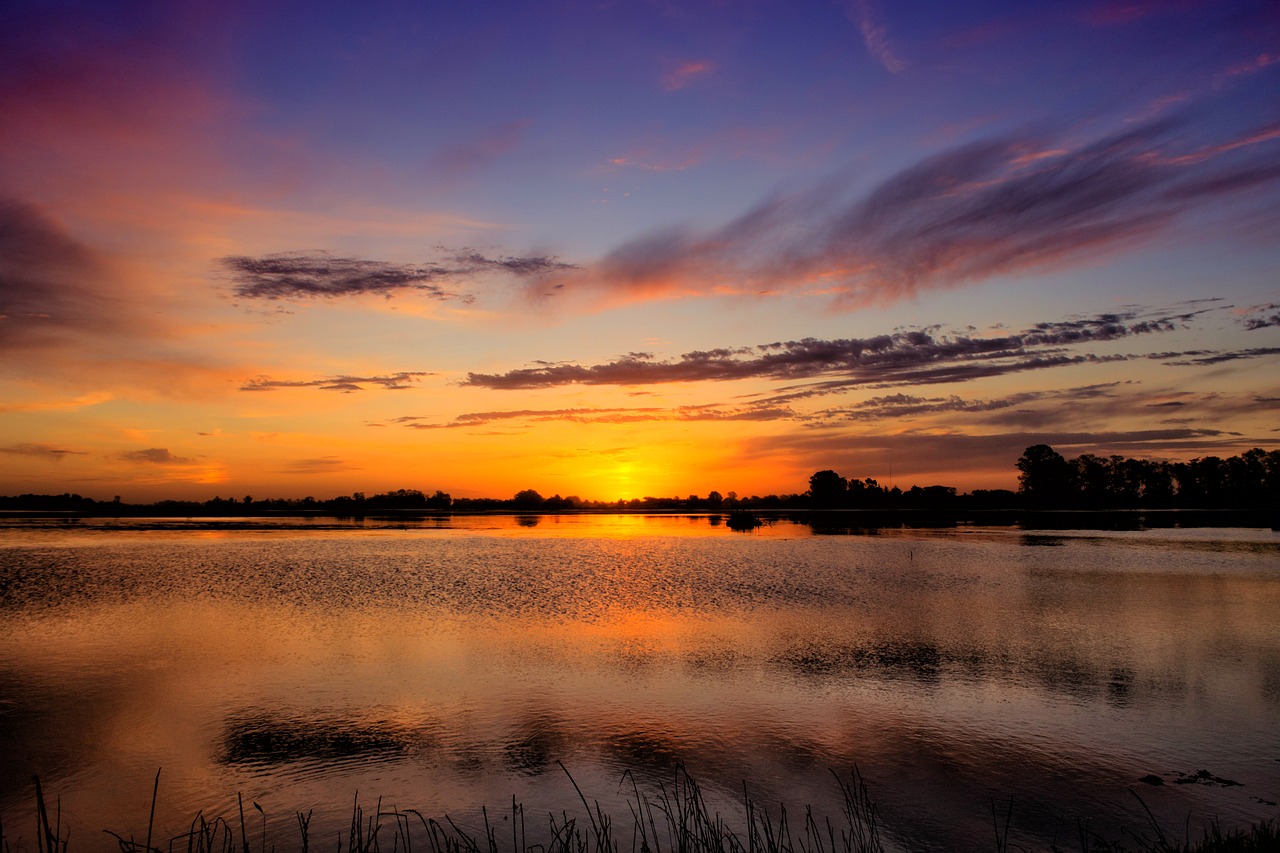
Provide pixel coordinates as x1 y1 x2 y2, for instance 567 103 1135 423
368 489 428 509
1073 454 1110 506
902 485 958 509
1016 444 1074 506
512 489 544 509
847 476 887 508
1136 459 1175 506
808 470 847 507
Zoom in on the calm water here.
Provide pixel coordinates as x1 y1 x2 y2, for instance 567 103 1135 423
1 515 1278 852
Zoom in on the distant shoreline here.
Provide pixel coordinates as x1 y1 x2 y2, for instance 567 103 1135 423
1 507 1276 530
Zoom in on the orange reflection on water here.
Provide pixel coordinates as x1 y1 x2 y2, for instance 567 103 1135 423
437 513 783 539
2 522 1278 853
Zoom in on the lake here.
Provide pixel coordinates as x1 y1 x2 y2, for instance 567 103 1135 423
1 515 1278 852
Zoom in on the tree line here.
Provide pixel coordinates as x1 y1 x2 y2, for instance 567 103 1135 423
1015 444 1280 509
802 445 1280 510
1 446 1276 515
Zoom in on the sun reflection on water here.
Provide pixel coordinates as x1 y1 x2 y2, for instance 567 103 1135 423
1 519 1277 852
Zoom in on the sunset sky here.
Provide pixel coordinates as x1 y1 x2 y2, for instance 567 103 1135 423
2 0 1278 502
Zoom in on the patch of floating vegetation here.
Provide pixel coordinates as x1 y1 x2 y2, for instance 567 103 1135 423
1138 770 1243 788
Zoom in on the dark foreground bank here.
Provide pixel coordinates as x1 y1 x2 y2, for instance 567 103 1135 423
8 768 1279 853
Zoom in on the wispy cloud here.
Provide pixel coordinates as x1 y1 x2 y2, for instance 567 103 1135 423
240 372 431 393
222 249 576 301
1218 52 1280 82
801 384 1280 434
1158 347 1280 366
0 198 135 351
572 118 1280 307
602 126 786 176
845 0 905 73
1078 0 1200 28
811 386 1113 423
465 307 1199 390
0 442 86 460
1240 303 1280 330
390 403 799 430
274 457 358 474
426 120 531 178
662 60 716 91
119 448 192 465
751 340 1280 407
392 375 1280 440
0 392 115 414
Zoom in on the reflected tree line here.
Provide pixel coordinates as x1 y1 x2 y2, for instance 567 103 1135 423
2 445 1277 516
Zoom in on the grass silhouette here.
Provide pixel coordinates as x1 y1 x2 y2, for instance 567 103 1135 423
7 766 1277 853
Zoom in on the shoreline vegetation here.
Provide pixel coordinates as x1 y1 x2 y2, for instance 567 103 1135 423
7 768 1278 853
2 509 1275 534
0 446 1277 524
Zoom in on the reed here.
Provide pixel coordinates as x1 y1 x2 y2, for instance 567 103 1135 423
6 767 1276 853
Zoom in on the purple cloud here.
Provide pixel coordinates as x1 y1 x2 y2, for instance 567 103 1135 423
576 118 1280 306
0 198 134 351
223 249 575 301
391 403 799 430
1240 303 1280 330
1159 347 1280 366
465 308 1196 391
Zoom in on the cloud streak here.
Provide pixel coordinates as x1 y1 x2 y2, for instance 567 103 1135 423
240 372 431 393
574 118 1280 307
0 198 134 351
1158 347 1280 367
274 457 358 474
806 384 1280 434
846 0 906 73
465 307 1199 391
663 60 716 91
1240 303 1280 330
389 380 1280 437
119 448 192 465
0 443 86 460
812 386 1113 423
391 403 798 430
223 250 576 301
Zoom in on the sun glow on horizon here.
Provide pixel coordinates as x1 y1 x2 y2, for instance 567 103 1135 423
1 2 1277 502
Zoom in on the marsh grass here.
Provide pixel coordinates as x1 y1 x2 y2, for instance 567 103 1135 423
6 767 1277 853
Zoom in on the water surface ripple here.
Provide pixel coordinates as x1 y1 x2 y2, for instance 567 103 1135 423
1 516 1277 852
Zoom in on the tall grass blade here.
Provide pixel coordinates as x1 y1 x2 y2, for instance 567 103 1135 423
146 769 160 853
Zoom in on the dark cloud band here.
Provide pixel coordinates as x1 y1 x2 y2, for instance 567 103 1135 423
464 308 1200 391
0 443 86 460
391 403 798 429
119 448 191 465
240 372 431 392
222 250 576 301
1241 303 1280 330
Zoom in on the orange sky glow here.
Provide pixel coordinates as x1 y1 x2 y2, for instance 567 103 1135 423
2 1 1278 502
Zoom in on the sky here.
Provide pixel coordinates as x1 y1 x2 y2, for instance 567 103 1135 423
1 0 1278 502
